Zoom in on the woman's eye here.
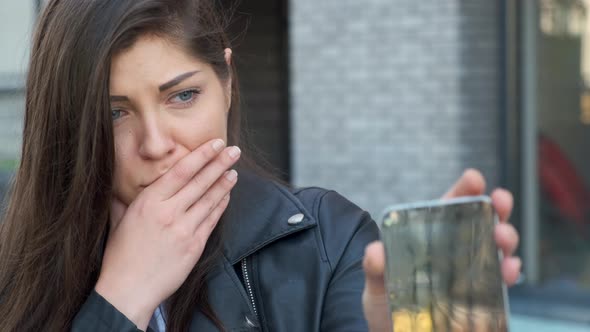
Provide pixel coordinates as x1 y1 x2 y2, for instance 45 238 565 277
170 89 199 105
177 90 193 101
111 109 123 120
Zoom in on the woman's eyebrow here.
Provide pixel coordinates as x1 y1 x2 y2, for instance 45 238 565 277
158 70 200 92
110 95 129 102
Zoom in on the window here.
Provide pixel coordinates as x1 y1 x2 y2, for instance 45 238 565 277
536 0 590 299
510 0 590 323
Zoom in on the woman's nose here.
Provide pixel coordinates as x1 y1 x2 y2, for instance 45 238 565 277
138 116 175 160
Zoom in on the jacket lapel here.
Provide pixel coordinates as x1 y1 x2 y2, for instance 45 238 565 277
220 171 317 265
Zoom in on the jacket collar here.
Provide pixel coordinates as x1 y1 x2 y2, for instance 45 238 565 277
220 170 317 265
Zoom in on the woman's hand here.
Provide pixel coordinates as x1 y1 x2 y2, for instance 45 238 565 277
362 169 521 332
94 139 241 329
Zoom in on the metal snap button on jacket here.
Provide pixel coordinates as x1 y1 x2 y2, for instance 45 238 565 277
287 213 304 225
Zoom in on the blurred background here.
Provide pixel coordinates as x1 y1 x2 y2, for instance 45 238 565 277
1 0 589 330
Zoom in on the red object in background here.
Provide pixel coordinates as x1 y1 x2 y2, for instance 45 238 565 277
538 134 590 234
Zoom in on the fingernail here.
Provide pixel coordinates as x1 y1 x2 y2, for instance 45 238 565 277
228 146 241 159
225 169 238 182
212 139 225 151
224 194 230 201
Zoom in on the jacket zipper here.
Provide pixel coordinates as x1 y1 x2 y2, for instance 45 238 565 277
241 257 258 319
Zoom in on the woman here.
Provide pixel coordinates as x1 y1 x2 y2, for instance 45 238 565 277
0 0 521 331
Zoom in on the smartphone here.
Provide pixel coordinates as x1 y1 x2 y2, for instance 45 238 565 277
379 196 509 332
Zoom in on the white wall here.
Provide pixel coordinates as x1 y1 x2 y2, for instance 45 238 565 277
0 1 36 161
0 1 35 78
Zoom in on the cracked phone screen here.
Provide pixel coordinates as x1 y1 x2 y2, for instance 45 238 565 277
379 196 509 332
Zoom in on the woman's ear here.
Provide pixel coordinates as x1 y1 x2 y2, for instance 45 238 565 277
224 48 232 65
223 48 233 111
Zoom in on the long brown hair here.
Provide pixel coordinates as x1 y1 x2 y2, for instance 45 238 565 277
0 0 245 330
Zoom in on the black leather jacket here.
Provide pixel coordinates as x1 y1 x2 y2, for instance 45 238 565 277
72 171 380 331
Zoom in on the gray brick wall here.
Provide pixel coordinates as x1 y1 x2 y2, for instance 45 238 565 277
290 0 502 218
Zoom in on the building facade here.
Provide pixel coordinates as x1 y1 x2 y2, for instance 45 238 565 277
0 0 589 329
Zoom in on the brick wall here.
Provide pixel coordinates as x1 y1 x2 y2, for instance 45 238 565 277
290 0 502 217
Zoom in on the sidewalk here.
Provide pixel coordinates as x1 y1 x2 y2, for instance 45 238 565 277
511 314 590 331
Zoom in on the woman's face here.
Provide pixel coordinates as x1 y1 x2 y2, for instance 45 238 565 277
109 35 231 205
